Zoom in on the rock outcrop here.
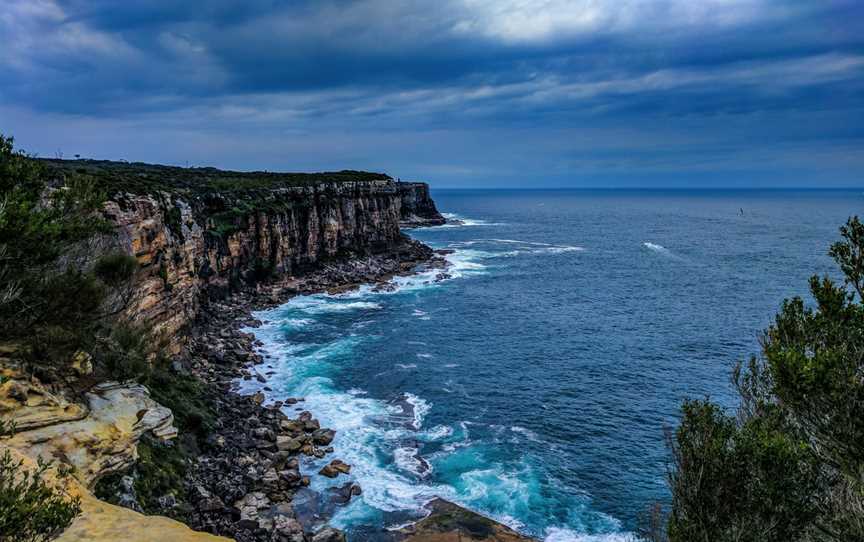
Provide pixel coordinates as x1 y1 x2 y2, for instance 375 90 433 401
398 499 534 542
2 371 177 486
0 446 229 542
397 182 446 227
1 352 211 541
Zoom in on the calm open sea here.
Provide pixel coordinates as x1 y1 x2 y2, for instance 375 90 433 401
238 189 861 541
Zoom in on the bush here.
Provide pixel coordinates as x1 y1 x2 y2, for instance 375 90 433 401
663 217 864 541
0 134 114 375
93 252 138 288
96 323 151 382
145 364 215 443
0 450 81 542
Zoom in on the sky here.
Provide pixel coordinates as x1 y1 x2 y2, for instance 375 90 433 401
1 0 863 188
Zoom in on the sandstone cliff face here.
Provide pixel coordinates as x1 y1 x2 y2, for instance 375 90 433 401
103 181 440 344
397 182 446 227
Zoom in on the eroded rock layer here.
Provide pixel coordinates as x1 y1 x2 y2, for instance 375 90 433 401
101 180 442 346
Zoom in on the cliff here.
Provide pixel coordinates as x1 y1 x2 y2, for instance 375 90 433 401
0 159 505 542
397 182 446 227
40 160 444 345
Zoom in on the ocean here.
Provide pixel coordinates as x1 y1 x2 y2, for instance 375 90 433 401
237 189 861 541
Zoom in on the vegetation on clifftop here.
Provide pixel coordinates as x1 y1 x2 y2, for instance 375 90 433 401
0 134 151 381
647 217 864 541
39 158 391 197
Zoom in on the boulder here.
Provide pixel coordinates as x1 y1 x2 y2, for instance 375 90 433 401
311 526 347 542
4 381 177 485
311 428 335 446
276 436 303 453
319 459 351 478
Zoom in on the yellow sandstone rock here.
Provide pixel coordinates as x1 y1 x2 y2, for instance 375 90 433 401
1 447 229 542
1 361 231 541
5 381 178 485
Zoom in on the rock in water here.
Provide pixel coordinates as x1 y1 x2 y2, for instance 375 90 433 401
311 526 347 542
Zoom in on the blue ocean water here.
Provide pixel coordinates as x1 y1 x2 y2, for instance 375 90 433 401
239 189 861 541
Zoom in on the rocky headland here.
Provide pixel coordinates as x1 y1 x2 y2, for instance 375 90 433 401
0 160 528 542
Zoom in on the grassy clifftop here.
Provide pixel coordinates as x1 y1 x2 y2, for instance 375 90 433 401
39 158 392 197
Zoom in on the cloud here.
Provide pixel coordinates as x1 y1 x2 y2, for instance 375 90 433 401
0 0 862 186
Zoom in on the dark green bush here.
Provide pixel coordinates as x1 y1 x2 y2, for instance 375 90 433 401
145 364 215 442
93 252 138 288
96 323 151 383
664 217 864 542
0 451 81 542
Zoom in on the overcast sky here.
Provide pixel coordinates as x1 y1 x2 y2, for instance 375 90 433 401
1 0 862 187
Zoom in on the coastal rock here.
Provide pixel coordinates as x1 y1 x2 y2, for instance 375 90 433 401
2 421 225 542
0 362 88 431
397 182 446 228
5 380 177 486
116 475 143 513
328 482 362 504
319 459 351 478
398 499 535 542
276 435 304 452
311 526 348 542
311 428 336 446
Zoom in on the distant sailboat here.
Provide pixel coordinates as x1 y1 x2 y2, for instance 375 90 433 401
739 207 745 216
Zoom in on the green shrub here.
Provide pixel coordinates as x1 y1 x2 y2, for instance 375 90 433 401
0 451 81 542
664 216 864 542
93 252 138 287
145 365 215 442
96 323 151 382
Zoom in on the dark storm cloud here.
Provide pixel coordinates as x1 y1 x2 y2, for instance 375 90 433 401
1 0 862 186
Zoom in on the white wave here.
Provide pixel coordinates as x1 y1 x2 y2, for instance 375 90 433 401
394 447 432 478
300 300 382 314
421 424 454 440
642 242 669 253
642 241 686 261
416 353 433 359
284 318 315 327
444 363 460 368
486 238 553 246
543 246 584 254
545 528 642 542
396 363 417 369
405 392 431 430
463 238 584 257
412 309 427 316
510 425 540 442
445 250 490 278
432 212 504 228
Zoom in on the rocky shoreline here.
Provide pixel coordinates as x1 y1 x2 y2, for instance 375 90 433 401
147 238 452 541
149 233 532 542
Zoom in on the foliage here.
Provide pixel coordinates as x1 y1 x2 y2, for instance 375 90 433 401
94 363 212 519
40 158 390 197
144 363 215 442
93 252 138 288
0 134 151 379
97 323 152 383
0 451 81 542
667 402 818 541
663 216 864 541
39 159 392 240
